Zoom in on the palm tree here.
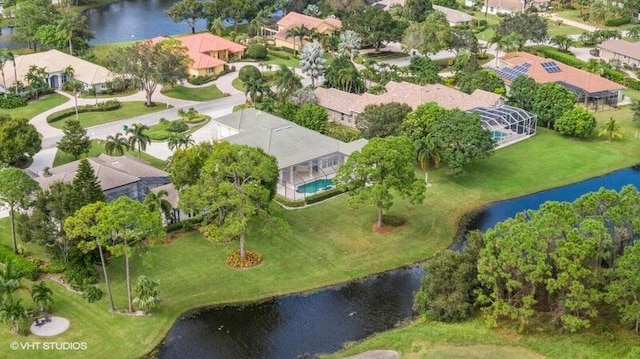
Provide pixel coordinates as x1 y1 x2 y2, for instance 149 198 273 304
5 51 18 95
25 65 48 98
550 35 575 52
299 41 326 87
104 132 130 156
0 261 23 303
337 66 358 93
64 66 83 119
209 17 225 36
244 76 269 104
0 50 7 98
87 86 99 105
584 59 605 75
598 118 624 141
144 190 174 224
286 25 310 56
273 65 301 100
126 123 151 157
132 276 162 313
415 135 441 170
31 281 53 312
167 133 194 151
628 26 640 41
0 299 27 334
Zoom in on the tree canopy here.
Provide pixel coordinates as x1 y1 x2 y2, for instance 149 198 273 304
335 136 425 228
356 102 412 139
507 76 537 111
346 7 406 52
402 11 451 55
0 168 38 254
57 119 91 160
531 83 576 128
553 106 597 138
495 13 548 50
0 114 42 165
164 0 205 34
403 0 434 22
456 70 505 95
294 103 329 132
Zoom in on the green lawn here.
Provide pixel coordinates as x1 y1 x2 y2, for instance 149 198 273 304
53 139 168 169
161 84 224 101
0 93 69 120
47 101 169 129
555 9 636 32
262 49 300 67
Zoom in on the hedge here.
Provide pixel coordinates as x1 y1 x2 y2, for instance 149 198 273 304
188 75 216 85
604 17 630 27
267 50 291 60
165 216 203 233
0 94 27 109
0 245 38 280
304 187 346 204
533 47 586 69
275 195 305 208
47 100 121 123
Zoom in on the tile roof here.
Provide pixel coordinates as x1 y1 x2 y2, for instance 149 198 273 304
497 52 624 94
214 109 367 168
276 12 342 31
597 39 640 62
314 81 503 115
151 183 179 208
35 155 168 192
152 33 246 70
1 49 115 88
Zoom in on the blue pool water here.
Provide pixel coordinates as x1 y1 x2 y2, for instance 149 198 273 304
296 179 334 194
491 130 506 140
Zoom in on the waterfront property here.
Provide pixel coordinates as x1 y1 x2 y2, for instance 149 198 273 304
596 39 640 69
0 49 115 92
464 0 550 14
152 33 246 77
264 12 342 52
315 81 535 147
34 155 170 202
212 108 367 200
492 52 625 110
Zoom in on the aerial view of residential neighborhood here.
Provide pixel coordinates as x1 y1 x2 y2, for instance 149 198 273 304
1 0 640 357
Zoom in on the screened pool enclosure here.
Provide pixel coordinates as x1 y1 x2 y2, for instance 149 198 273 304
469 105 538 147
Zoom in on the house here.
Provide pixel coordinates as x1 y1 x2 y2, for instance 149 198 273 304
492 52 625 110
597 39 640 69
35 155 170 202
212 108 367 200
266 12 342 51
315 81 537 147
464 0 550 15
374 0 473 25
152 33 246 77
314 81 505 127
0 49 115 93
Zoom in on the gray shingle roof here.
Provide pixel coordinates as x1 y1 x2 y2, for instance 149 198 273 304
214 109 367 168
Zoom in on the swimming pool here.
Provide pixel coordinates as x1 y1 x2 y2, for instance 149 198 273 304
296 179 334 194
491 130 506 141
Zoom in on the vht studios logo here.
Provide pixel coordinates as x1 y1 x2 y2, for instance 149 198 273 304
10 341 88 351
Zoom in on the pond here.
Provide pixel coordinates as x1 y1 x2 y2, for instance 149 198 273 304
158 166 640 359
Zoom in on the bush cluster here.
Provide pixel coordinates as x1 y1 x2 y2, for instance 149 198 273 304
0 245 38 280
82 285 104 303
604 17 630 27
166 120 188 133
38 260 65 274
47 100 121 123
246 43 268 59
188 75 216 85
165 217 203 233
267 50 291 60
322 122 362 142
0 94 27 109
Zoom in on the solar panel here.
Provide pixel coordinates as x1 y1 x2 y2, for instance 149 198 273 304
494 62 531 81
540 61 561 73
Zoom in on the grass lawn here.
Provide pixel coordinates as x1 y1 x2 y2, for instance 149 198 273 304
161 84 224 101
3 105 640 358
262 49 300 68
52 139 167 169
47 101 169 129
0 93 69 119
555 9 636 32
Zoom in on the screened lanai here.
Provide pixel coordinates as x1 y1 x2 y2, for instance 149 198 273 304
468 105 538 148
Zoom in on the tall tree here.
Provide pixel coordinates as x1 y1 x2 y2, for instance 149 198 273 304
299 41 326 87
104 132 130 156
407 56 441 85
94 197 164 313
531 83 576 129
402 11 451 55
607 241 640 332
167 133 195 151
550 34 575 52
110 39 191 106
403 0 434 22
456 70 505 95
554 106 597 138
144 190 173 224
55 10 94 55
347 7 406 52
356 102 412 139
222 0 259 32
164 0 205 34
286 25 311 56
324 56 364 94
24 65 48 98
0 115 41 166
0 168 38 254
0 50 8 98
65 202 116 311
338 30 361 61
495 13 548 49
273 65 302 101
126 123 151 157
71 158 105 210
63 66 83 120
294 103 328 132
335 136 425 228
508 75 537 111
57 119 91 160
12 0 59 52
31 281 53 312
168 142 214 190
179 141 280 261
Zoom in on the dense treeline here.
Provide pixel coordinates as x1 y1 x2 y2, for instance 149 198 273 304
415 185 640 333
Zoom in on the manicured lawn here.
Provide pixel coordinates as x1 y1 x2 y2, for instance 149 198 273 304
0 93 69 119
47 101 169 129
262 49 300 67
556 9 636 31
161 84 224 101
3 100 640 358
53 139 167 169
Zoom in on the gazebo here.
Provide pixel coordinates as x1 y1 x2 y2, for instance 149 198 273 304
468 105 538 148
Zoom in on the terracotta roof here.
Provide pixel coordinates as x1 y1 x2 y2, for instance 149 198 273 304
314 81 503 115
0 49 114 89
153 33 245 70
597 39 640 62
497 52 624 94
36 155 168 192
276 12 342 32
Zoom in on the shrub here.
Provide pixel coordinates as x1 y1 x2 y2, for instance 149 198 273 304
165 217 203 233
0 245 38 280
276 46 296 54
187 75 216 85
246 43 268 59
304 187 346 204
226 249 263 268
82 285 103 303
64 258 98 290
166 120 188 133
0 94 27 109
625 77 640 91
238 65 262 82
532 46 586 68
367 84 387 94
554 106 597 138
47 100 121 123
267 49 291 60
322 122 361 142
38 260 65 274
604 17 630 27
275 195 306 207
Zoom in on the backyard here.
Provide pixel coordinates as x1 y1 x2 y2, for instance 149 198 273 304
2 103 640 358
